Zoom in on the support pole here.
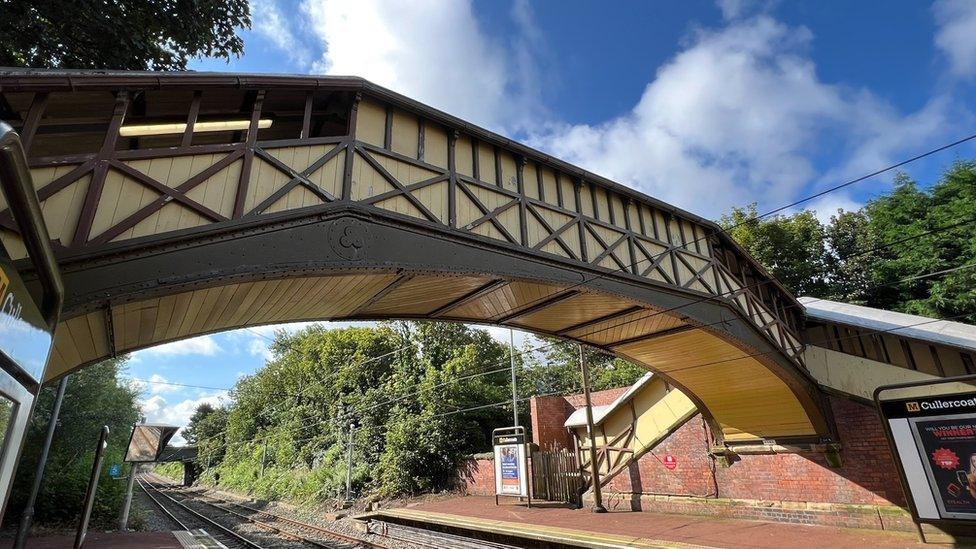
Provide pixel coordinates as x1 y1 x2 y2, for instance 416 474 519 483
509 329 518 427
260 442 267 477
345 424 356 503
118 418 145 531
14 376 69 549
74 426 110 549
118 464 138 531
579 344 606 513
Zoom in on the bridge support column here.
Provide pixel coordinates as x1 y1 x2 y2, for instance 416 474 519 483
580 345 606 513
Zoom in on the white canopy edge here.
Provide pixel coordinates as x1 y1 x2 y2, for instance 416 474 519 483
800 296 976 353
564 373 654 428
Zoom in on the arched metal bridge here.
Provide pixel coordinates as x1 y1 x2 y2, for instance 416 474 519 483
0 70 831 445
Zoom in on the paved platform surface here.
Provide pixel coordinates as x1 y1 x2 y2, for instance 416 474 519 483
408 496 941 549
0 531 182 548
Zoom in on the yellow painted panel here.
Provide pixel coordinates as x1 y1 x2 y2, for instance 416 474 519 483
90 168 161 239
610 194 627 230
424 123 449 169
374 195 425 221
39 171 91 246
558 177 576 213
515 292 634 333
184 155 242 218
244 156 289 213
305 151 344 199
119 201 208 241
356 98 386 148
456 135 474 177
616 330 816 438
449 280 564 320
265 185 324 214
578 183 594 217
540 168 559 209
371 150 440 185
350 151 396 200
363 275 491 316
570 308 685 345
477 142 496 184
523 162 539 200
391 110 419 158
411 181 449 225
498 151 518 193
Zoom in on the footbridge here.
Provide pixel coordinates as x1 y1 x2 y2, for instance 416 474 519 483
0 69 829 445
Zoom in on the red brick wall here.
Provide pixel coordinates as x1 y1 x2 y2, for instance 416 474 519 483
605 397 905 507
457 457 495 496
530 396 575 450
530 387 629 450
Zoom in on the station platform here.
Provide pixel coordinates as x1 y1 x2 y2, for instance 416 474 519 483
379 496 940 549
0 531 183 548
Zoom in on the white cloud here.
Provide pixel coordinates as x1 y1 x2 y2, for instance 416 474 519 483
131 373 181 395
252 0 312 66
134 335 223 358
934 0 976 78
141 391 230 445
301 0 539 131
528 15 952 219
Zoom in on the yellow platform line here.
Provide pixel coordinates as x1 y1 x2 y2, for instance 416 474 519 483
363 508 717 549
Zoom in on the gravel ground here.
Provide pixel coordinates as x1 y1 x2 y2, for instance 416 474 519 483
130 483 181 532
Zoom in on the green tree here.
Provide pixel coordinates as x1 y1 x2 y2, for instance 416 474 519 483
0 0 250 70
6 357 140 528
720 204 831 296
183 403 229 467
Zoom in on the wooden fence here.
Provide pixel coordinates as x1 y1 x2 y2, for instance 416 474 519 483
531 449 583 505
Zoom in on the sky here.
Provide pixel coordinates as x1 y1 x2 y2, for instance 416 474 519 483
130 0 976 440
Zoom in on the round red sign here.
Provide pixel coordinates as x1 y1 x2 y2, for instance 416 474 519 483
663 454 677 470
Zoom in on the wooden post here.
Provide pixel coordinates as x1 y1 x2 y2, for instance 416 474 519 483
579 344 606 512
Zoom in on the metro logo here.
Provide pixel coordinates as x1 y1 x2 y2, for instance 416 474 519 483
906 402 921 412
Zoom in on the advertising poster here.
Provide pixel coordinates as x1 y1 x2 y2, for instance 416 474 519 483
498 445 522 494
492 427 529 499
911 414 976 519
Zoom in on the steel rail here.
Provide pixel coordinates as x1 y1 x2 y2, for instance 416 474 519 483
146 474 381 549
138 477 264 549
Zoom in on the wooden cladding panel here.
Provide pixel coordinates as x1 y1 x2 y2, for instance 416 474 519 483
448 280 563 321
90 168 161 239
362 275 492 316
514 292 635 333
390 110 419 158
29 164 90 246
423 123 449 169
49 311 109 381
571 309 685 346
356 98 386 148
616 329 816 439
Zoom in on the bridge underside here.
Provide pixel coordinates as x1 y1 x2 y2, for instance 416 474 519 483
48 209 825 443
0 71 831 445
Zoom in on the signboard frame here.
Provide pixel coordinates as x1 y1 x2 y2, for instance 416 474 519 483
123 423 179 463
875 374 976 541
492 426 531 507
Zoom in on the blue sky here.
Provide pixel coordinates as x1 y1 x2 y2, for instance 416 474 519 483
133 0 976 438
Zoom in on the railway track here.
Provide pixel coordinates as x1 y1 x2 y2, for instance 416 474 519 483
140 475 381 548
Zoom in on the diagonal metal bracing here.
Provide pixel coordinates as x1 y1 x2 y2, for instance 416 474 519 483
247 146 342 213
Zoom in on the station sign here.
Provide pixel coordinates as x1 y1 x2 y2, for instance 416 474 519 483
124 424 179 462
492 426 530 502
0 258 52 383
877 379 976 527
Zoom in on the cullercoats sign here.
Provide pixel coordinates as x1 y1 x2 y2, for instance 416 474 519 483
492 426 531 506
876 378 976 534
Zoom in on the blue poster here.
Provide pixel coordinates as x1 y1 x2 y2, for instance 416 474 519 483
109 463 122 478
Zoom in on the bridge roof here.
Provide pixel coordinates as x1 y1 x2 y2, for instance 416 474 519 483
0 68 794 302
800 297 976 353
